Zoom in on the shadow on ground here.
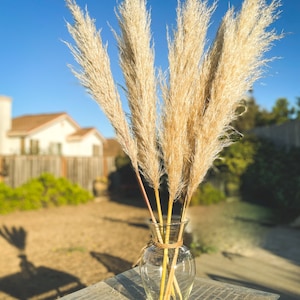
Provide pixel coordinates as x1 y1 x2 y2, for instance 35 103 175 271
0 225 85 300
261 226 300 266
234 215 300 266
108 189 183 216
102 216 149 229
90 251 132 275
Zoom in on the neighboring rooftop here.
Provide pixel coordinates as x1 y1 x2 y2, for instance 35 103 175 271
68 127 105 142
8 112 80 136
103 138 124 157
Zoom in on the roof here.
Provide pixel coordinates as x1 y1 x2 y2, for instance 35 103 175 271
7 112 105 144
103 138 124 157
67 127 105 142
8 112 80 137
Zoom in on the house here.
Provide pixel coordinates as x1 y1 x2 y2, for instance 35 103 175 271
0 95 105 156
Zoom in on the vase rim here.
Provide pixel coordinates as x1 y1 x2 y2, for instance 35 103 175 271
149 215 189 226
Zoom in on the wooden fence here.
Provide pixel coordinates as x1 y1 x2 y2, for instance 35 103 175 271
252 120 300 149
0 155 116 192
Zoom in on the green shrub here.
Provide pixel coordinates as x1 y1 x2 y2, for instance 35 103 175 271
241 139 300 222
0 174 93 214
190 183 226 206
189 240 218 257
0 183 18 214
213 135 258 196
225 181 240 197
15 179 44 210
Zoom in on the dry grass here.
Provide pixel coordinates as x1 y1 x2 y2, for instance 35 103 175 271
114 0 164 221
161 0 215 204
180 0 282 213
115 0 161 189
65 0 138 170
65 0 281 217
65 0 282 298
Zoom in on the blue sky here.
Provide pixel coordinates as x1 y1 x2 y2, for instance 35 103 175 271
0 0 299 138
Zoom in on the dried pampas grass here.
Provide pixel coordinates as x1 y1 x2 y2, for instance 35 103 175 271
161 0 215 205
65 0 137 169
65 0 281 298
114 0 164 222
181 0 282 212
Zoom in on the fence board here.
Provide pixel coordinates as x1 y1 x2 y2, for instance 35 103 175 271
65 156 104 191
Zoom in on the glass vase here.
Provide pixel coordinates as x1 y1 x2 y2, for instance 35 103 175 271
139 216 196 300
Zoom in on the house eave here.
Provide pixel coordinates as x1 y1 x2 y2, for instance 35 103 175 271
7 131 27 137
67 128 106 143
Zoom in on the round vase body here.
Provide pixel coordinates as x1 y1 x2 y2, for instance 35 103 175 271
139 217 196 300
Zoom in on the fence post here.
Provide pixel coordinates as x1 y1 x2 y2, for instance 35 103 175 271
61 156 67 178
103 156 108 178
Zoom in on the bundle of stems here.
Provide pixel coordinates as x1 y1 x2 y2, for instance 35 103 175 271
65 0 281 299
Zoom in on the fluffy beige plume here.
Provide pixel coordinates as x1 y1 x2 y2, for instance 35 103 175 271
183 0 282 204
64 0 138 168
161 0 215 203
115 0 162 191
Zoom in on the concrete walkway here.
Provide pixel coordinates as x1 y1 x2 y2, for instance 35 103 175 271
195 226 300 300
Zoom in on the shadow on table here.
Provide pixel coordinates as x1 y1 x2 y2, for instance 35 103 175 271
90 251 132 275
104 268 146 299
0 225 86 299
207 273 298 300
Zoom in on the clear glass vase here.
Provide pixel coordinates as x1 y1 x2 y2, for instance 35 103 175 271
139 216 196 300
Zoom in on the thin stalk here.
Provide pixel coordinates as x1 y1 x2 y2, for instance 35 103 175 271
154 188 163 226
135 169 157 223
172 278 183 300
159 198 175 300
164 196 190 298
135 169 165 247
159 249 168 300
164 244 181 299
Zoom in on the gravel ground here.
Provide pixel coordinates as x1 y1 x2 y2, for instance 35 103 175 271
0 197 299 299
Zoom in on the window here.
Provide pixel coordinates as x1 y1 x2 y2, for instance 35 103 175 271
93 145 101 156
30 139 39 155
49 142 62 155
20 137 25 155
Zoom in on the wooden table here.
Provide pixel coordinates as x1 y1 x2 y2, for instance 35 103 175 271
61 267 280 299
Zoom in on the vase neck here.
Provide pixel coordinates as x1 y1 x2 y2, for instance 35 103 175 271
149 216 188 244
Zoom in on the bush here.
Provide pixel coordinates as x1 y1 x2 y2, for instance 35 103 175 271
241 139 300 222
0 183 19 214
213 135 258 197
190 182 226 206
0 174 93 214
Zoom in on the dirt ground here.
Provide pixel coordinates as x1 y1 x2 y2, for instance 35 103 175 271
0 197 299 300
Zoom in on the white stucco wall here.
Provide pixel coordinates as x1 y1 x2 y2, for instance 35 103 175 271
7 118 78 155
27 118 78 155
0 96 12 155
66 132 103 156
7 137 20 154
